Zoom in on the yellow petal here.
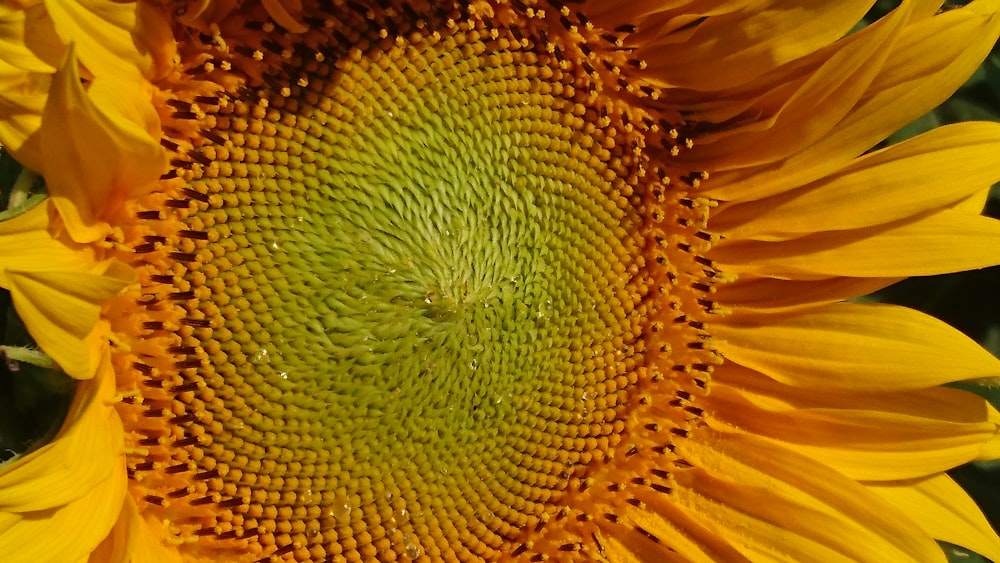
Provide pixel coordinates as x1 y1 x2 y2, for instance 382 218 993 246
43 0 148 79
710 210 1000 278
0 511 18 537
908 0 948 19
0 203 133 380
706 381 1000 480
714 362 997 417
42 46 165 244
0 203 101 283
0 4 55 171
7 267 132 380
712 122 1000 241
868 474 1000 563
954 186 993 215
0 56 48 171
679 2 907 171
129 511 185 563
713 302 1000 391
88 496 135 563
673 428 945 562
0 3 62 73
0 455 126 563
637 0 873 91
0 358 121 511
713 276 899 314
703 1 1000 201
87 72 163 144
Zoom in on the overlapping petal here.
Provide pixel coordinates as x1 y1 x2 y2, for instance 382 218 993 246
701 0 1000 201
0 3 62 74
0 10 57 169
0 457 125 563
677 2 909 171
0 357 121 510
672 428 947 562
868 474 1000 563
43 0 151 79
711 276 900 314
713 302 1000 391
711 210 1000 278
7 267 134 381
634 0 875 91
0 203 134 379
88 495 185 563
0 1 57 169
0 0 172 169
703 1 1000 201
712 122 1000 240
42 46 165 245
706 371 1000 480
88 496 134 563
0 358 126 563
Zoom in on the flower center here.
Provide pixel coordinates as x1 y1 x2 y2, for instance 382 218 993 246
112 3 719 561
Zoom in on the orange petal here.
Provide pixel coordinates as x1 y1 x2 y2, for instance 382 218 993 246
261 0 307 33
713 276 899 314
678 2 907 171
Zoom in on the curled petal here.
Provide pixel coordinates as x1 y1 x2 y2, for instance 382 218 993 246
0 203 135 379
0 357 122 511
261 0 307 33
42 46 166 244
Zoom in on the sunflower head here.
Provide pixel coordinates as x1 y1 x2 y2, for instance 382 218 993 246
1 1 1000 562
101 4 724 559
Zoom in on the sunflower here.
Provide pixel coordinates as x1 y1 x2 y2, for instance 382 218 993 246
1 0 1000 561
